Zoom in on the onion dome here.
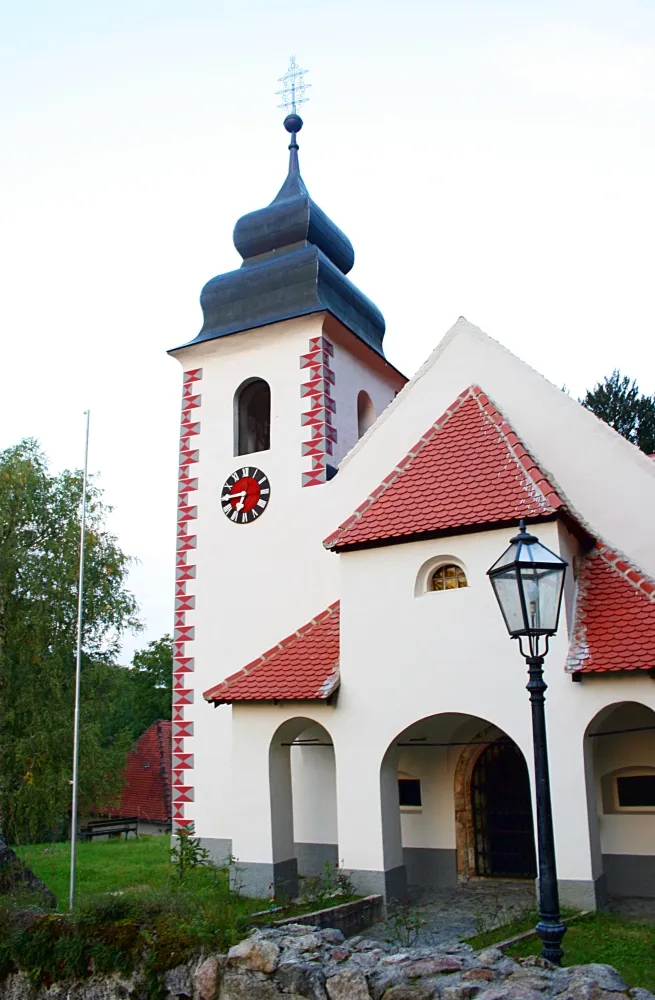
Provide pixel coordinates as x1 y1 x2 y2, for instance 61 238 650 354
176 115 386 356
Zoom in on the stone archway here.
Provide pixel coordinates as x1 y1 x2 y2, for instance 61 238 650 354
453 724 502 880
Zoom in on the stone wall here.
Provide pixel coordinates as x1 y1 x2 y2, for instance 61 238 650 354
272 895 383 937
1 922 653 1000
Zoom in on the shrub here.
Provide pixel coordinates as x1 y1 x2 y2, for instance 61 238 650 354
169 825 210 883
0 876 259 997
298 861 356 910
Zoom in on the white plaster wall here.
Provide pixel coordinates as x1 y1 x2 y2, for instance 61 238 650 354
170 313 403 843
601 816 655 855
592 712 655 856
335 523 655 884
398 748 454 850
291 725 338 845
325 321 404 466
231 705 338 865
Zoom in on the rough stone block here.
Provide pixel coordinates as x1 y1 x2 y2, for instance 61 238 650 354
403 957 464 977
321 929 345 945
463 969 497 982
195 956 224 1000
164 964 193 997
326 967 372 999
368 966 408 999
481 989 544 1000
227 939 280 974
330 948 350 963
477 948 505 967
219 969 282 1000
563 967 628 994
275 961 328 1000
442 987 478 1000
381 986 437 999
504 973 550 992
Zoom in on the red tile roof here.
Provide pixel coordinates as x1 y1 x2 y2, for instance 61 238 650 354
567 545 655 674
324 385 564 551
102 720 172 824
204 602 341 705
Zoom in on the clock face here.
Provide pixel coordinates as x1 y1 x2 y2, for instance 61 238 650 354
221 467 271 524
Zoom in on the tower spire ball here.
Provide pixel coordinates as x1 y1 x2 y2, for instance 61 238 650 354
277 56 310 142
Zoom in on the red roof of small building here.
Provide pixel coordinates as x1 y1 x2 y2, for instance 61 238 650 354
103 720 172 824
204 602 341 705
567 544 655 674
324 385 564 551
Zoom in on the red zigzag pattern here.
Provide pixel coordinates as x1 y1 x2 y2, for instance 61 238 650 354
172 367 202 832
301 336 337 487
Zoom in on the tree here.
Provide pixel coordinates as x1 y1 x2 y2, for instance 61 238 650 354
130 635 173 733
95 636 173 745
0 440 142 844
580 370 655 455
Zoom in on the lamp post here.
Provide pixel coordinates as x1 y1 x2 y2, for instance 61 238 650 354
487 519 568 965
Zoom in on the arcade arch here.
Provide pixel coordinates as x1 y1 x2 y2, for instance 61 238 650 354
269 717 337 899
584 701 655 900
380 713 536 898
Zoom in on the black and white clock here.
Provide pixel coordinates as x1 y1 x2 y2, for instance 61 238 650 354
221 467 271 524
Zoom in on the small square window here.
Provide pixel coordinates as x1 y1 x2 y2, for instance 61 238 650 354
398 778 422 807
617 775 655 808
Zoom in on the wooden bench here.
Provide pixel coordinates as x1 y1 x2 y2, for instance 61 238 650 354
81 817 139 841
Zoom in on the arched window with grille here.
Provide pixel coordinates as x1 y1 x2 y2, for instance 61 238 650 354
234 378 271 456
430 564 468 592
357 390 376 439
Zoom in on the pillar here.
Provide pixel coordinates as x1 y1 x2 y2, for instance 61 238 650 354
545 721 606 910
335 742 407 901
230 711 298 900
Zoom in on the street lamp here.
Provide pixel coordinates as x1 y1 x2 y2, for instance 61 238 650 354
487 519 568 965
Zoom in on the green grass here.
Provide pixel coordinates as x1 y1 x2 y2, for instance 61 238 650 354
16 836 175 907
467 909 542 950
467 906 581 951
4 836 359 994
508 914 655 992
4 837 273 994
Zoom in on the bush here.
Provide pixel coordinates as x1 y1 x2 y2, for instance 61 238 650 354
297 861 356 910
0 874 258 998
169 826 210 883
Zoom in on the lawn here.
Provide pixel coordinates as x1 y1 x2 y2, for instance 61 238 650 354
508 914 655 993
16 835 175 907
13 841 655 993
4 836 274 989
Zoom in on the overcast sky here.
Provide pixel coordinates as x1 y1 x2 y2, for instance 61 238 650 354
1 0 654 662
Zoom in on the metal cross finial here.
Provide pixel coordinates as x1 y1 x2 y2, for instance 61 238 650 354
276 56 310 115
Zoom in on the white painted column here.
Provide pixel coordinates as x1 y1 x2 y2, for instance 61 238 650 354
230 709 298 900
291 741 339 876
544 719 603 910
334 742 407 900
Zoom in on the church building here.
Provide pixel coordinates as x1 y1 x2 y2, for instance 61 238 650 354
167 109 655 911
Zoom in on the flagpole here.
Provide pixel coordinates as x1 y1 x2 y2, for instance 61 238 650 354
69 410 90 911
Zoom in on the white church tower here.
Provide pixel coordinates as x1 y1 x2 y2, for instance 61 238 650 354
167 92 406 853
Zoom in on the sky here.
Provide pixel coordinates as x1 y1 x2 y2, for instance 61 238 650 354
1 0 654 662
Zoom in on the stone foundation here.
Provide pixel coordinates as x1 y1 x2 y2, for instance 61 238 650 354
237 857 299 900
3 922 651 1000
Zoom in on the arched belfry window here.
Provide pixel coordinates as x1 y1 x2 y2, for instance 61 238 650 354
430 564 468 591
235 378 271 456
357 390 375 439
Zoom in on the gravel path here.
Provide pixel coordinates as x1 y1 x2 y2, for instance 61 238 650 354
363 880 537 949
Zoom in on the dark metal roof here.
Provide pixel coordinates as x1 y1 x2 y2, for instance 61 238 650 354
170 116 386 356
